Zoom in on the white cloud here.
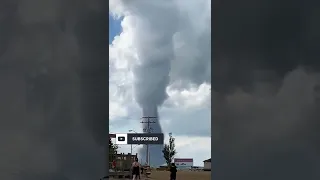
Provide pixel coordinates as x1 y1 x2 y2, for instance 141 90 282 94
173 136 211 166
109 0 211 167
109 101 127 121
165 83 211 108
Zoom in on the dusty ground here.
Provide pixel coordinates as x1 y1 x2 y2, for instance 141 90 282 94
149 170 211 180
109 170 211 180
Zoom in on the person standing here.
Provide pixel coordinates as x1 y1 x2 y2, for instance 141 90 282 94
140 165 144 175
169 163 177 180
131 158 141 180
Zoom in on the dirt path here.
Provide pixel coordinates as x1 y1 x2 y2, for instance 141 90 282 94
148 170 211 180
109 175 150 180
109 171 210 180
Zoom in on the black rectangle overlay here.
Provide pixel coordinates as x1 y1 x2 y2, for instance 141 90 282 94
127 133 164 144
118 136 125 141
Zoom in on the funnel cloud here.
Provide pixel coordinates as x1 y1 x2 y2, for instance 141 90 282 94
0 0 108 179
109 0 211 166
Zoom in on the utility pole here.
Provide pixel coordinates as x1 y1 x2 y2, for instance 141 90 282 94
128 130 138 156
140 116 157 166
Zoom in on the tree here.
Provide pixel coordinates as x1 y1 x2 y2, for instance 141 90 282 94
162 132 177 167
109 138 118 158
109 138 118 169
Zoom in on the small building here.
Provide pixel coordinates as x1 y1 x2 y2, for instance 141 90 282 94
203 158 211 171
109 134 116 138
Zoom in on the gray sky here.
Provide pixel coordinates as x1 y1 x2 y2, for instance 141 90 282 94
0 1 108 179
213 0 320 179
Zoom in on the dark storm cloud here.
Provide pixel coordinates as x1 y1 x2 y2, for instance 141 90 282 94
213 0 320 93
0 0 108 179
213 0 320 179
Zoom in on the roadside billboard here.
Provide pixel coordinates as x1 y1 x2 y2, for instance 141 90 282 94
174 158 193 167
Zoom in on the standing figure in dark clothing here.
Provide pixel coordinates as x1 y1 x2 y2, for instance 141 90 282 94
170 163 177 180
140 165 144 175
131 158 141 180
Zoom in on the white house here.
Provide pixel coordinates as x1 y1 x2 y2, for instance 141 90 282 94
203 158 211 171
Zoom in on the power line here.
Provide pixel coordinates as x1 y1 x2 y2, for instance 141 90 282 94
141 116 156 133
140 116 157 165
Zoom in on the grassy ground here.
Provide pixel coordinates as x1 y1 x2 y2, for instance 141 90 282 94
148 170 211 180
